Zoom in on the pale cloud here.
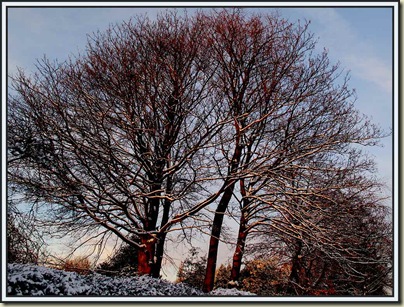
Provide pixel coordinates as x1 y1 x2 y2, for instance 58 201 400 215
344 54 392 93
294 8 392 94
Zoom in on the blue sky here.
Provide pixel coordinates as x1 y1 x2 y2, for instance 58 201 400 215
6 4 396 280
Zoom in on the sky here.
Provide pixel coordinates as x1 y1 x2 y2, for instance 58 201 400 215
5 4 396 281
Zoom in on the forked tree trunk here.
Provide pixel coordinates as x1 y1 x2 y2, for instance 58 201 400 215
152 173 173 278
153 201 170 278
139 178 162 276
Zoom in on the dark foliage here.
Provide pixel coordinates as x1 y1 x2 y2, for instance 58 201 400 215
176 248 206 290
7 200 46 265
97 238 139 277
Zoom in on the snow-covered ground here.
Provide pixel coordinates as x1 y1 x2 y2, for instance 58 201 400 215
7 263 256 297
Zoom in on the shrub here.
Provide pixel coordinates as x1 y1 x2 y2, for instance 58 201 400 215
62 257 91 275
97 239 138 276
175 248 206 290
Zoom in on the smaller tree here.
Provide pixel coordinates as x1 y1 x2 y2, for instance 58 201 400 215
214 263 232 289
239 257 289 296
7 215 38 264
175 248 206 290
248 182 393 296
7 198 47 265
97 237 139 277
62 257 91 275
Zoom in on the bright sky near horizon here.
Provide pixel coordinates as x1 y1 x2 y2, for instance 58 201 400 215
5 3 396 281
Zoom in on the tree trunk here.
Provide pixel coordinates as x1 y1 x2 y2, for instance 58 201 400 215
202 186 236 292
288 239 303 294
152 233 167 278
230 210 248 282
152 173 173 278
203 120 243 293
230 175 251 283
137 235 156 276
153 201 170 278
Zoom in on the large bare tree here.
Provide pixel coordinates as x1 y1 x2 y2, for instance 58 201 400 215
8 9 387 288
8 11 227 277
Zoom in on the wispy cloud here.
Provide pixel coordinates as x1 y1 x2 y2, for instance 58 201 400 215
294 8 392 93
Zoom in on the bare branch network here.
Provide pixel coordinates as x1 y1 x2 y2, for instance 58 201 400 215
7 9 391 295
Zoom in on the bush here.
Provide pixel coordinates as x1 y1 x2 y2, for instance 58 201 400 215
7 263 203 296
211 257 289 296
214 264 232 289
62 257 91 275
97 239 138 276
240 257 289 296
175 248 206 290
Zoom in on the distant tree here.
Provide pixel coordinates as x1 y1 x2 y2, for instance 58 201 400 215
328 202 392 295
97 237 139 276
7 197 47 265
249 183 392 296
175 248 206 290
7 214 38 265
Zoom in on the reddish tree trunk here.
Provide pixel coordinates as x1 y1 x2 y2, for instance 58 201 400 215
137 235 156 276
230 211 248 282
203 119 243 293
202 185 236 292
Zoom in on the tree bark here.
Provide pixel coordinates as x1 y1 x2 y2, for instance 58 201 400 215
288 239 303 294
202 185 236 292
230 174 252 283
152 170 173 278
137 235 156 275
152 233 167 278
230 210 248 282
203 133 243 292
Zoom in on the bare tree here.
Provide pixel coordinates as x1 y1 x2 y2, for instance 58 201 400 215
7 191 48 265
200 10 384 292
202 9 308 292
244 156 392 295
8 11 227 277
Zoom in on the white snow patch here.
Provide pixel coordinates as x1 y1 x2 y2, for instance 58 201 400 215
7 263 256 297
209 288 256 296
